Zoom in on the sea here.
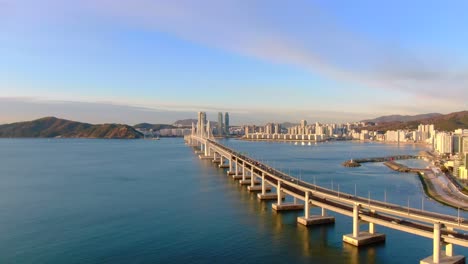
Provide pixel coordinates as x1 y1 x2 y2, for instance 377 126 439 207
0 138 467 263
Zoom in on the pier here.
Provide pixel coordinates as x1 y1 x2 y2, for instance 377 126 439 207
343 155 419 167
186 132 468 263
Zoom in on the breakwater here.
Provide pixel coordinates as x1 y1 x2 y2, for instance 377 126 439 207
342 155 418 167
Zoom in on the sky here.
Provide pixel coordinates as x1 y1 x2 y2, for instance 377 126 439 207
1 0 467 125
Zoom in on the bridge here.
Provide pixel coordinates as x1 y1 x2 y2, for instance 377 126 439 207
185 132 467 264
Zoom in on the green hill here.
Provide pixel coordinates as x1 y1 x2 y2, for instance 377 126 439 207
133 123 175 131
361 111 468 132
0 117 143 139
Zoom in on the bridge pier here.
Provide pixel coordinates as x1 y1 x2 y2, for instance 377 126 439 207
297 192 335 226
250 166 255 187
232 162 248 180
343 204 385 247
420 223 465 264
248 172 271 192
219 156 230 168
272 182 304 211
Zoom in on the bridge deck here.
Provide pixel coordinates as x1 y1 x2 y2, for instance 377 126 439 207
189 135 468 247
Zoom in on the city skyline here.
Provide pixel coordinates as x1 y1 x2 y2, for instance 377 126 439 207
2 1 468 124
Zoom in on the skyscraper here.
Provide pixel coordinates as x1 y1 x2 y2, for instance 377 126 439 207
224 112 230 135
217 112 224 136
197 111 207 136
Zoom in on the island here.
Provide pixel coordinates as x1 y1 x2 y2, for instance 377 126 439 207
0 117 143 139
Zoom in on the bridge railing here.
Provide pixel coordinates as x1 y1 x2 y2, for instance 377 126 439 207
191 136 468 231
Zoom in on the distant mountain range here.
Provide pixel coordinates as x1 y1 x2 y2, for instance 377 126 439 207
0 117 143 139
361 111 468 131
173 119 197 127
172 119 217 128
133 123 175 131
361 113 442 123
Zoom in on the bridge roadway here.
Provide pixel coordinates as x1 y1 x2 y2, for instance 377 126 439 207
188 134 468 262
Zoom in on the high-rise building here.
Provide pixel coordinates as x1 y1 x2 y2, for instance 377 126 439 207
224 112 230 135
197 112 207 136
217 112 224 136
435 132 453 154
274 123 281 134
265 123 274 134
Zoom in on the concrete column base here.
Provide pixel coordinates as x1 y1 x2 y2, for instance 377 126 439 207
232 175 249 180
420 254 465 264
272 203 305 211
297 215 335 226
227 171 236 176
240 179 261 185
247 185 272 192
199 155 214 160
257 193 285 200
342 232 386 247
219 164 230 168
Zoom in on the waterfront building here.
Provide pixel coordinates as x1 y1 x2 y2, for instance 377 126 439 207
159 128 192 137
435 132 453 154
459 153 468 179
385 130 404 142
224 112 230 135
418 124 435 142
265 123 274 134
197 112 207 136
274 123 281 134
217 112 224 136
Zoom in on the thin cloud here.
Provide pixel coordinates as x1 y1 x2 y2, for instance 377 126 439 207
81 0 467 102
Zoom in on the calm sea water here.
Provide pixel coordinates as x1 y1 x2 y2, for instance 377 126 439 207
0 138 467 263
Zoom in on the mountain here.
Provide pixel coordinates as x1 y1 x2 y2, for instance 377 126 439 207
0 117 143 139
134 123 175 131
361 111 468 132
173 119 197 127
361 113 442 123
173 119 218 128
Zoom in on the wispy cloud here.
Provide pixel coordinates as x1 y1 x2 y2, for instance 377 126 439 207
78 0 467 103
0 97 379 124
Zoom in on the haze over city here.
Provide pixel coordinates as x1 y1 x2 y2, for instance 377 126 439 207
2 0 467 124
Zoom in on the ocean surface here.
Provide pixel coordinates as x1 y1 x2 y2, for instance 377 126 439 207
0 138 467 263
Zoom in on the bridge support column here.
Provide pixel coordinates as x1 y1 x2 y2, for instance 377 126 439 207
241 164 259 185
218 155 229 169
227 159 236 175
257 175 282 200
420 224 465 264
250 167 255 187
272 182 304 211
242 164 246 181
212 152 221 165
343 204 385 247
232 162 246 180
261 173 266 195
248 171 270 192
297 193 335 226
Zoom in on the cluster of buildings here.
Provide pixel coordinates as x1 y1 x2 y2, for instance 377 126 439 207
243 120 350 141
434 129 468 179
194 111 231 137
216 112 230 136
349 124 436 143
243 119 468 180
158 128 192 137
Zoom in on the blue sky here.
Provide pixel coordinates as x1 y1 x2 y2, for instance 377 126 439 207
1 0 467 124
